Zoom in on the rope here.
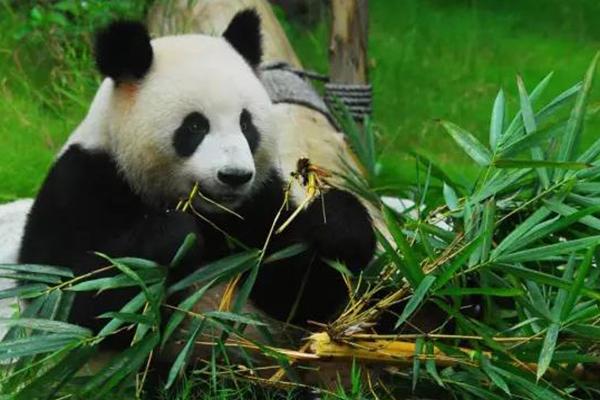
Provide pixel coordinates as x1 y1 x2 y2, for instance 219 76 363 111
260 61 373 124
324 82 372 122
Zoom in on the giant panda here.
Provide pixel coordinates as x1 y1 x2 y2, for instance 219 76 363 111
18 9 376 364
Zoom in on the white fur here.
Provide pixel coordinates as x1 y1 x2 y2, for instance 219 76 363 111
0 199 33 339
59 80 113 157
0 199 33 264
67 34 277 212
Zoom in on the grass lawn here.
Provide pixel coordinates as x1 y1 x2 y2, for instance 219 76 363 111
2 0 600 200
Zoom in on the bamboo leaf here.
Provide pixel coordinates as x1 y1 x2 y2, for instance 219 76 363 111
0 334 83 361
568 324 600 339
324 259 354 277
165 319 205 389
113 257 160 269
501 203 600 255
169 233 197 268
517 76 537 135
97 285 158 337
394 275 436 329
503 72 554 140
441 121 491 166
537 322 560 380
480 199 496 263
536 81 582 122
263 243 309 264
473 168 531 202
232 262 260 313
491 364 564 400
382 207 424 286
97 312 154 326
577 135 600 163
497 235 600 263
168 251 259 294
494 264 600 301
561 247 595 320
498 123 564 158
161 279 216 348
14 344 97 400
434 236 483 289
481 357 511 396
556 53 600 179
0 318 91 337
576 164 600 179
205 311 267 326
425 341 444 387
489 89 505 150
1 295 47 342
0 283 48 300
95 253 151 301
0 272 61 284
436 287 522 297
494 159 591 169
543 201 600 231
412 337 424 392
0 264 73 277
68 269 165 292
80 332 159 398
443 183 459 211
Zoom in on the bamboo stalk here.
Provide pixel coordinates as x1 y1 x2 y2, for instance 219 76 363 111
309 332 481 367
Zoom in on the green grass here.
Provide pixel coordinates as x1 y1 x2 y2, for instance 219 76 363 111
0 1 143 201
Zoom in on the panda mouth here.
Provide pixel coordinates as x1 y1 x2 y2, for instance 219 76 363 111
214 193 239 203
191 184 245 208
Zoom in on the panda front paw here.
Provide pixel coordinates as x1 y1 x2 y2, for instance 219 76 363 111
304 189 375 273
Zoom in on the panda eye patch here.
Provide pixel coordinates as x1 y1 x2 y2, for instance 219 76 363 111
240 109 260 153
173 112 210 158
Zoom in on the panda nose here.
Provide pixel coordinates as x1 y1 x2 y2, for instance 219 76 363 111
217 169 253 187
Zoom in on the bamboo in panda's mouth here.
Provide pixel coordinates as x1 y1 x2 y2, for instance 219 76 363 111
175 158 331 233
176 181 244 220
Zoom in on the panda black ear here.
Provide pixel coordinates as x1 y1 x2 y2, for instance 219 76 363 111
223 9 262 68
94 21 153 82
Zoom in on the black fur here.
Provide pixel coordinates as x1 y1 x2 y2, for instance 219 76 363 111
19 145 203 349
240 109 260 153
95 21 153 81
223 9 263 68
173 112 210 158
21 146 375 344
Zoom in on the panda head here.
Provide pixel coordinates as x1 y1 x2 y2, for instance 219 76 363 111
94 10 275 212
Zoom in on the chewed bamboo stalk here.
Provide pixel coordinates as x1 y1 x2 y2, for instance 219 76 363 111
308 332 482 367
276 158 332 234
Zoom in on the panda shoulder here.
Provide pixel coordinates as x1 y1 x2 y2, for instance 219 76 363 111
59 79 113 158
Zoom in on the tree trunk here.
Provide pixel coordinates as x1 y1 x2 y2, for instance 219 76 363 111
329 0 368 85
